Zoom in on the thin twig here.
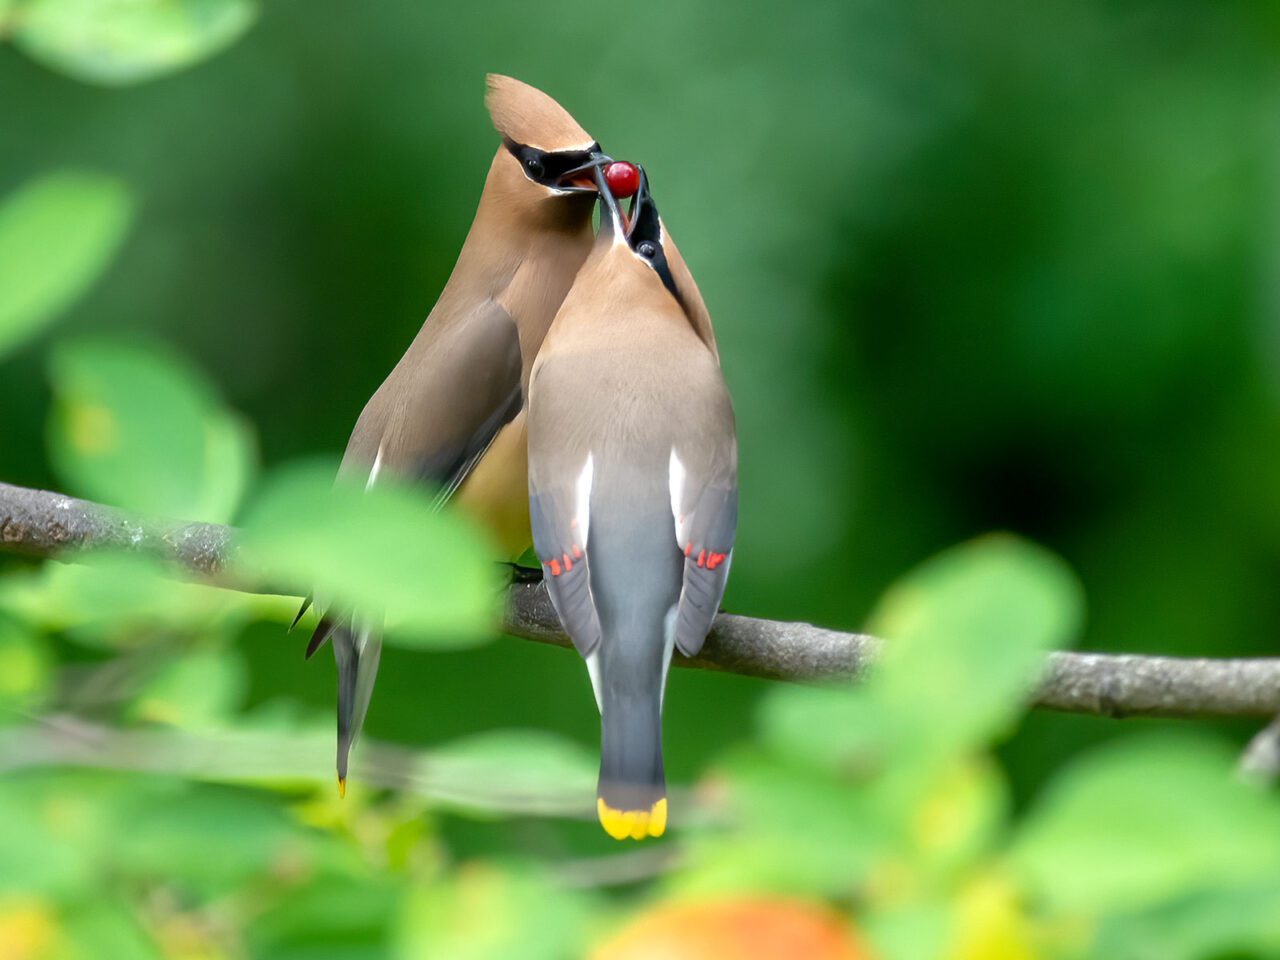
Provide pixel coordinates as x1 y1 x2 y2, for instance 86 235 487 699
4 480 1280 719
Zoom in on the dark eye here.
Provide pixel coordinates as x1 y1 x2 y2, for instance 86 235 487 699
637 241 657 259
525 156 545 179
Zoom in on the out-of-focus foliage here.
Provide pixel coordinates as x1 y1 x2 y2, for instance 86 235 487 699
237 465 501 647
1013 735 1280 915
48 338 254 522
0 173 132 359
5 0 257 86
3 0 1280 958
398 866 597 960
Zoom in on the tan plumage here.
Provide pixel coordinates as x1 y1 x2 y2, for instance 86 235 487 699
527 170 738 840
485 74 595 152
656 229 717 358
308 75 611 790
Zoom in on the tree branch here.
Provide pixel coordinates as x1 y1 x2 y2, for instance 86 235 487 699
4 480 1280 719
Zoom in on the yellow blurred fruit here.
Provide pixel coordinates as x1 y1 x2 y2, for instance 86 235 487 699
591 898 871 960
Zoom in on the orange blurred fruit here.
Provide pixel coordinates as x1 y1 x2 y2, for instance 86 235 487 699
592 898 871 960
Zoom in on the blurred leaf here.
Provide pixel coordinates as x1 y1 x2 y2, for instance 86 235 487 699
0 172 132 359
236 464 501 648
866 535 1082 760
247 872 403 960
0 617 51 719
59 898 160 960
900 757 1008 881
677 754 883 899
0 780 90 898
761 535 1081 774
112 782 307 893
863 900 951 960
127 648 248 728
48 338 254 523
942 873 1037 960
756 682 885 774
397 864 592 960
0 551 247 647
423 729 597 815
1092 878 1280 960
1011 733 1280 914
11 0 257 86
0 771 318 906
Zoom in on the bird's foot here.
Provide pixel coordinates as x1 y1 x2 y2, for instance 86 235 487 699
503 562 544 585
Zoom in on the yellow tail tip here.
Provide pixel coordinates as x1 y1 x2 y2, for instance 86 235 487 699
336 776 346 799
597 797 667 840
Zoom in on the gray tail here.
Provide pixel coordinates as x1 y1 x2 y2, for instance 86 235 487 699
599 687 665 812
332 620 382 791
592 611 672 840
586 482 681 839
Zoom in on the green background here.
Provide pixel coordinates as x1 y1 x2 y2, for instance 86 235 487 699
4 1 1280 957
6 0 1279 799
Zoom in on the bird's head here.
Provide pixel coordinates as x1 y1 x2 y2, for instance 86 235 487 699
485 74 612 224
590 160 718 352
594 162 682 299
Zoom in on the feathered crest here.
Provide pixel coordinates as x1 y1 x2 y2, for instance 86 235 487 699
485 74 593 152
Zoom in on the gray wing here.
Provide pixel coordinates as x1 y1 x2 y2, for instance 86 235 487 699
672 477 737 658
344 299 524 495
528 465 602 658
303 300 523 656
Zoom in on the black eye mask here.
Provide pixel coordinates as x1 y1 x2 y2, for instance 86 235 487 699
503 138 609 193
618 166 684 309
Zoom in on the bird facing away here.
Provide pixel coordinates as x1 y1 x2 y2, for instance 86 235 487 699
301 74 613 795
526 166 738 840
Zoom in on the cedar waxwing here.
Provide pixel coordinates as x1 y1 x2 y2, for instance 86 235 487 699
526 165 738 839
300 75 614 793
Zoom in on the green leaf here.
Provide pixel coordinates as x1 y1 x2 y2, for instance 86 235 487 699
11 0 257 86
866 534 1082 758
60 899 160 960
863 900 952 960
0 551 248 647
396 865 593 960
247 873 402 960
0 617 52 719
675 753 884 899
127 648 248 728
1093 879 1280 960
236 464 501 648
1011 732 1280 915
48 338 254 523
111 782 306 891
760 535 1081 774
0 780 91 898
0 172 132 358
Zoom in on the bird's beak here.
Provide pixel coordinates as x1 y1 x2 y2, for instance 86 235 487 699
623 165 656 241
557 150 613 192
593 162 626 237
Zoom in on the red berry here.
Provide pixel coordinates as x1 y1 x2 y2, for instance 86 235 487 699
604 161 640 199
